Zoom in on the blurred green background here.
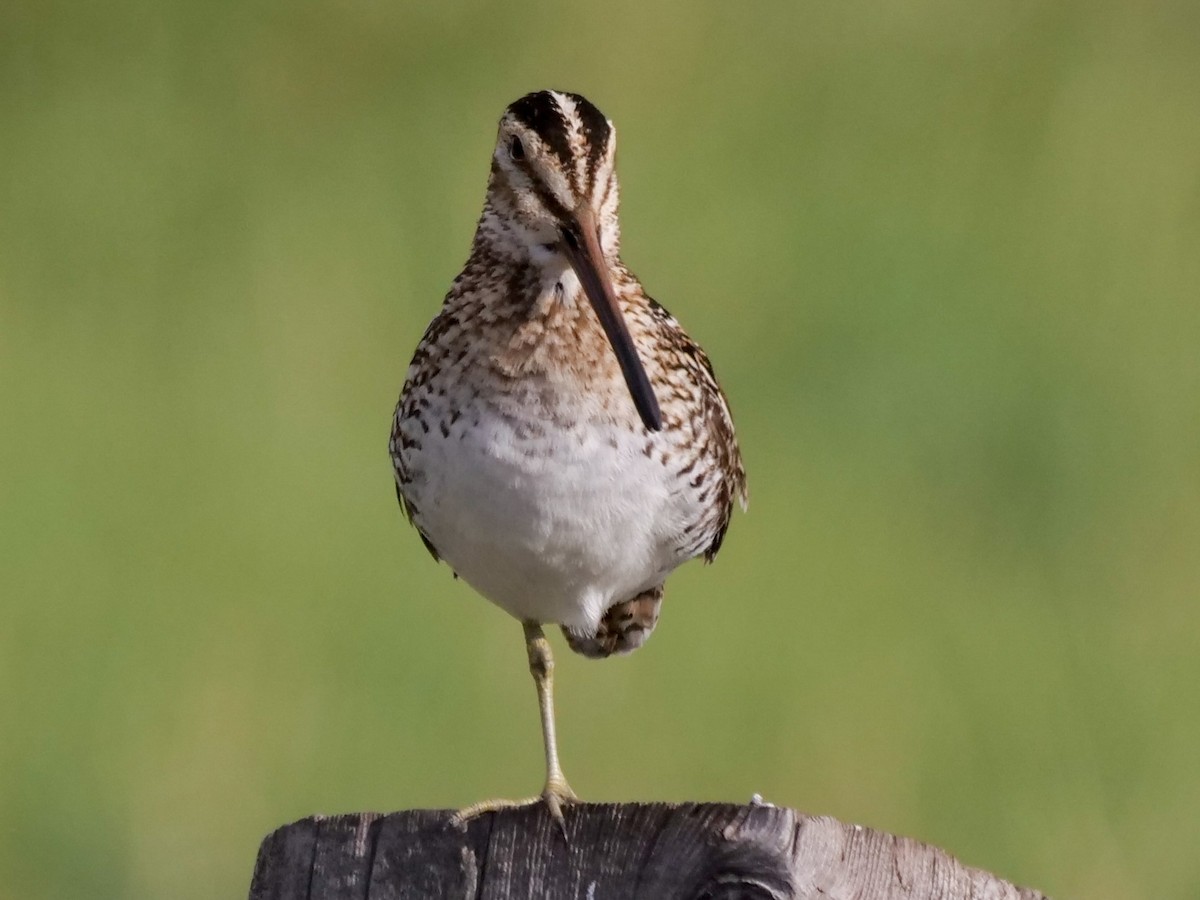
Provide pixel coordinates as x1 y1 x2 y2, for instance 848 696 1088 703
3 1 1198 897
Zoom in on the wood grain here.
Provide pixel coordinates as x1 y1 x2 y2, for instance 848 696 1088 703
249 802 1047 899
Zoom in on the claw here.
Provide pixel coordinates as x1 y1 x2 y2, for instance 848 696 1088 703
451 779 578 837
542 778 578 837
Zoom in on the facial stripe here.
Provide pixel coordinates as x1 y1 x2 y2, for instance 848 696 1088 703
493 153 572 224
527 175 572 222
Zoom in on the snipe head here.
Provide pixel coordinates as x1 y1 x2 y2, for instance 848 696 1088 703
477 89 662 431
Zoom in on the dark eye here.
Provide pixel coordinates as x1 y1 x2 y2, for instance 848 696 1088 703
509 136 525 161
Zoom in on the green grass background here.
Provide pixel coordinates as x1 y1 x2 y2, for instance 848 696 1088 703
3 2 1198 897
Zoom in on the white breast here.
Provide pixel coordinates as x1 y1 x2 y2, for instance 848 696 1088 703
399 403 695 631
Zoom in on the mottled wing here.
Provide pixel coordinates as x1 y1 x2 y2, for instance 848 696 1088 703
389 310 461 563
643 295 747 562
696 340 747 560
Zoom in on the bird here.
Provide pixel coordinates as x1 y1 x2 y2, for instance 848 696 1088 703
389 90 746 827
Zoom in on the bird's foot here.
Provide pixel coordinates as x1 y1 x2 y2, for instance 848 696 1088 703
541 776 579 829
452 777 579 836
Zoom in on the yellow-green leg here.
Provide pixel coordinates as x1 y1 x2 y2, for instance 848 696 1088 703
454 622 578 830
524 621 578 820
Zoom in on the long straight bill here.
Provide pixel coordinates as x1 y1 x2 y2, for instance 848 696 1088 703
561 210 663 431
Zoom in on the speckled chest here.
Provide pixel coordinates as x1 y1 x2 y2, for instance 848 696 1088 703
389 271 741 621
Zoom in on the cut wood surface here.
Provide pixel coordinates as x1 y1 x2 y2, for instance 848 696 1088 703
249 802 1048 899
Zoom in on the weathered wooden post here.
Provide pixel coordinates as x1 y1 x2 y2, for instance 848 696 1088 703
249 802 1048 898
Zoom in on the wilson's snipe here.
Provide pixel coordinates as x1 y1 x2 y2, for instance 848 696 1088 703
390 90 746 826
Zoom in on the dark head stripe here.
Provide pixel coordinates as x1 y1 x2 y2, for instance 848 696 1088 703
563 92 612 179
507 91 575 172
490 153 572 223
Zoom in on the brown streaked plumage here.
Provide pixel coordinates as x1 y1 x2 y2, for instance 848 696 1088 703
562 585 663 659
390 90 746 827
